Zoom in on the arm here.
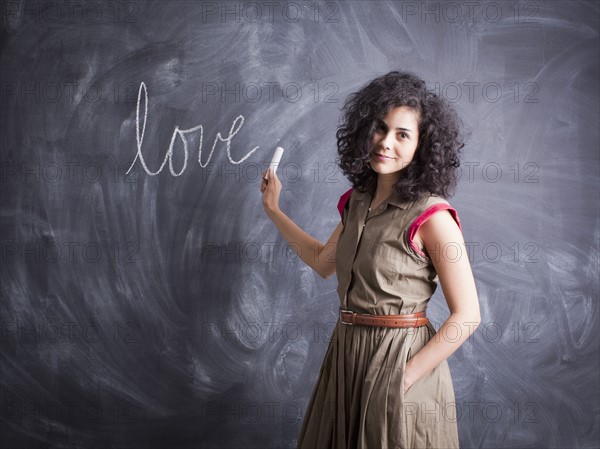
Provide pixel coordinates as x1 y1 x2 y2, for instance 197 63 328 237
260 167 343 280
404 209 481 393
268 211 342 279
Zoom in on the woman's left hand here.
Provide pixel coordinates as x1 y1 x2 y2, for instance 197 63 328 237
403 362 417 395
403 378 412 396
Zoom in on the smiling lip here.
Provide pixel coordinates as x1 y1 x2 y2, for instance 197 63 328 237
375 153 396 161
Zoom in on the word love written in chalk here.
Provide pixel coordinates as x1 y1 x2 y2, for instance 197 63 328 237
125 81 259 176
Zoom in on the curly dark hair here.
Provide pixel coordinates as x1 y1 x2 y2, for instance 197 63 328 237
335 70 468 201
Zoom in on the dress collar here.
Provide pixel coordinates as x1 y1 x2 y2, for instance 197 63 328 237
351 188 415 210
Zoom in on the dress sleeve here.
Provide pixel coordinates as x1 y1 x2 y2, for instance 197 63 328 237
407 203 462 259
337 188 353 219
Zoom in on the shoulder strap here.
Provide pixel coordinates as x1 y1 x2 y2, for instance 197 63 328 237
337 187 354 218
407 196 462 259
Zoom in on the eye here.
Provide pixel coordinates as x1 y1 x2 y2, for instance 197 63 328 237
398 132 408 139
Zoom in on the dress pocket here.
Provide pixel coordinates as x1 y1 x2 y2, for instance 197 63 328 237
398 345 415 405
402 346 413 397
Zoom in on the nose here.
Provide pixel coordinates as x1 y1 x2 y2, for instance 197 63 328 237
381 131 395 152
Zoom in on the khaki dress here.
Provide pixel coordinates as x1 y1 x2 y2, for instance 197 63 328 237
296 187 462 449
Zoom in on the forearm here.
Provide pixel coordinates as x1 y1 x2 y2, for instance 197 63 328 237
268 208 328 277
406 312 480 384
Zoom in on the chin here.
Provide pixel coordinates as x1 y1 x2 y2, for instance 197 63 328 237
371 160 402 172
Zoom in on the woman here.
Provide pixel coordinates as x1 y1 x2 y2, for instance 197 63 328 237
261 70 481 449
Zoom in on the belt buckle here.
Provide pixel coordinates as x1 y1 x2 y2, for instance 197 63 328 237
339 308 354 325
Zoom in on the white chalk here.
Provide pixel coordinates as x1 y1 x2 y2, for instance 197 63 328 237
264 146 284 180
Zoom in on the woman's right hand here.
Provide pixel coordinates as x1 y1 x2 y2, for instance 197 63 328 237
260 168 282 218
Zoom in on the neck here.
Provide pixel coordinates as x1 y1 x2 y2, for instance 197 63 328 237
374 173 399 199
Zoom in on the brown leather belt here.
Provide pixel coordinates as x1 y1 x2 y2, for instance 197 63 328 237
339 308 429 328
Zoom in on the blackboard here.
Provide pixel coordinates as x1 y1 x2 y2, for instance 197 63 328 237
1 1 598 448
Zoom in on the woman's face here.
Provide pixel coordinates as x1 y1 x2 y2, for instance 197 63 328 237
369 106 420 178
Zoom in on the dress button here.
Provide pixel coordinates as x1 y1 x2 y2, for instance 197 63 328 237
379 205 384 209
360 202 365 206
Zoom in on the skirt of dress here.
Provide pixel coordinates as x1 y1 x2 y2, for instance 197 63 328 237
296 321 460 449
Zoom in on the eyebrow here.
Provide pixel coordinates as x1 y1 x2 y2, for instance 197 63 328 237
378 121 414 133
